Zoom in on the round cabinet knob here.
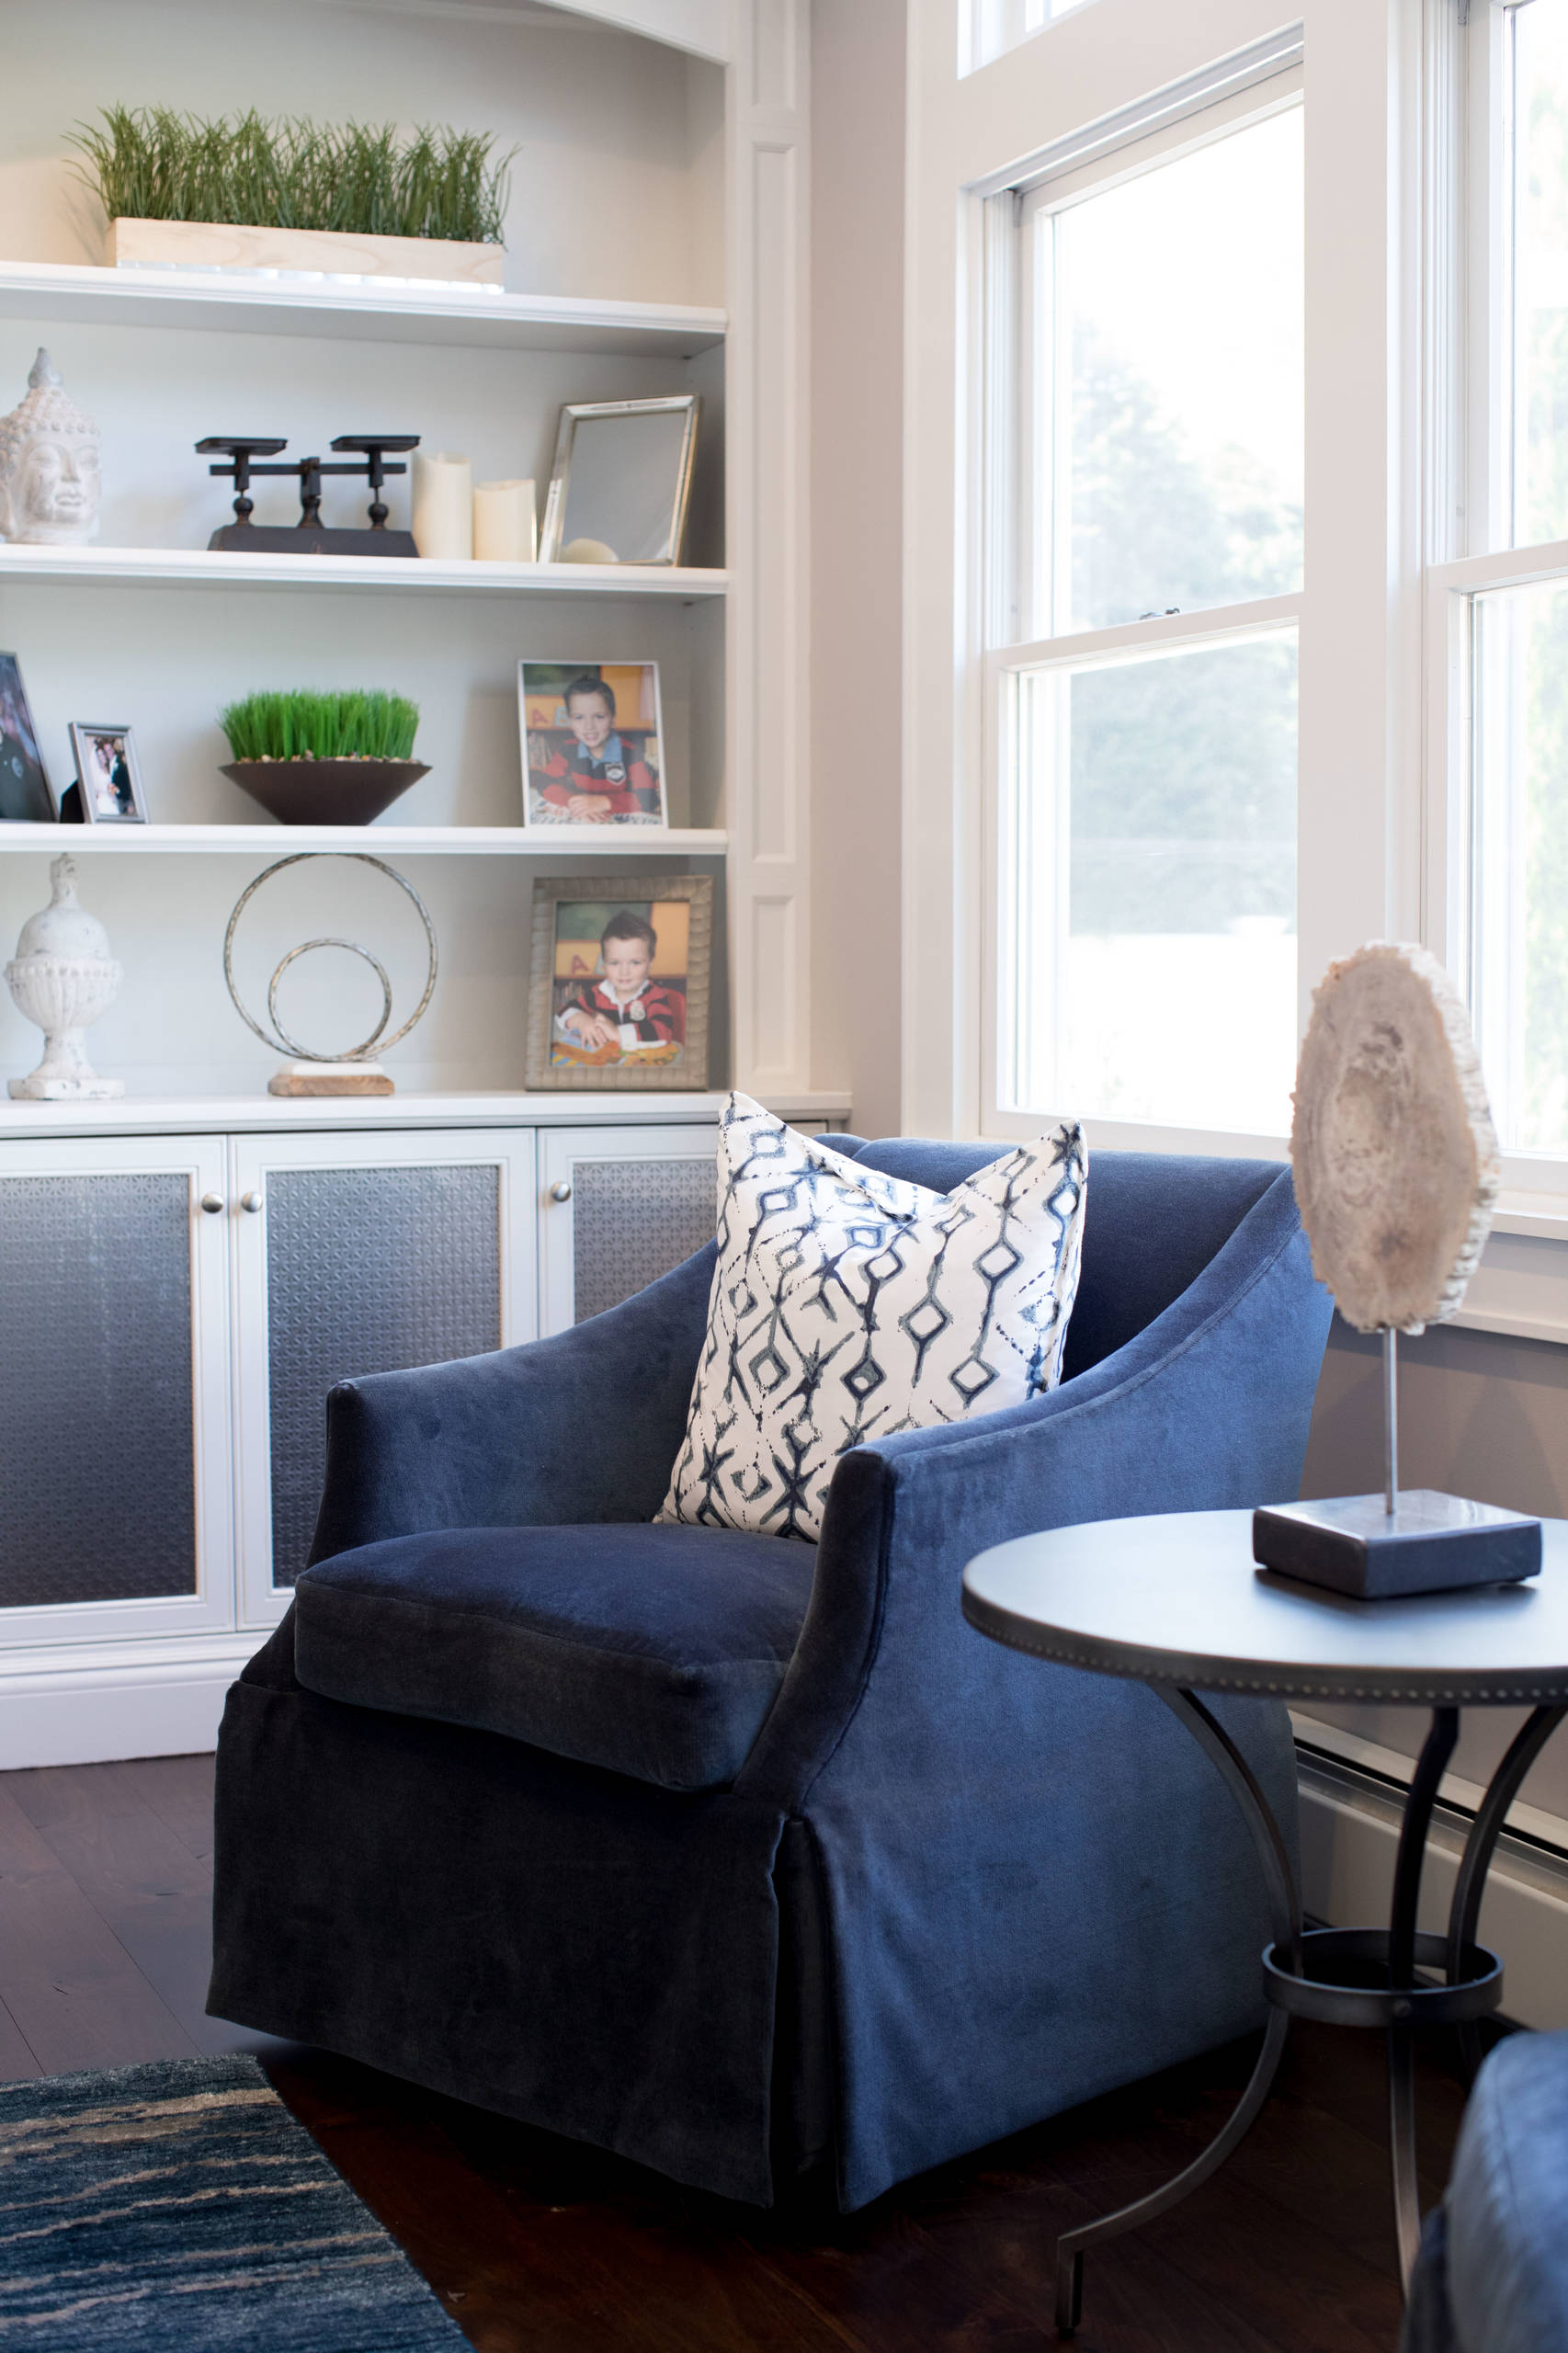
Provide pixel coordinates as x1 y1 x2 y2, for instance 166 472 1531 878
199 1192 225 1215
241 1190 266 1214
549 1179 574 1204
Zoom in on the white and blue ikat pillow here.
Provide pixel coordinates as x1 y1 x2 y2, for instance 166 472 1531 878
658 1095 1087 1543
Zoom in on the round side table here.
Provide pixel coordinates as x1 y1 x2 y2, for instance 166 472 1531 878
962 1506 1568 2338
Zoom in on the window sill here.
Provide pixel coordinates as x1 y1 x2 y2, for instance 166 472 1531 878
1448 1198 1568 1347
988 1120 1568 1345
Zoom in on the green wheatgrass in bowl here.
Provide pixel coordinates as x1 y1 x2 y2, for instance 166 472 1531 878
219 690 421 764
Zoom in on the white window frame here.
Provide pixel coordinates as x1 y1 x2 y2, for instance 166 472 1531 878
907 0 1568 1340
903 0 1425 1160
1425 0 1568 1224
979 57 1307 1145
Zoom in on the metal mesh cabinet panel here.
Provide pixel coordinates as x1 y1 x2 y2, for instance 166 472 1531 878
267 1164 502 1586
0 1173 196 1606
572 1156 718 1323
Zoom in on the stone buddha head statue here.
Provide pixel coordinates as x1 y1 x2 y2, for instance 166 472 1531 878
0 349 101 545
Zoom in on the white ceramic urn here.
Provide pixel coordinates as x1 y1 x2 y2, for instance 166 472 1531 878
5 855 123 1098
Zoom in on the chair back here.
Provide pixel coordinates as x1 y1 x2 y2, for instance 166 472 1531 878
847 1140 1288 1381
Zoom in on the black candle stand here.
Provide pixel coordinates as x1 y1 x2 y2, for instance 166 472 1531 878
198 435 422 555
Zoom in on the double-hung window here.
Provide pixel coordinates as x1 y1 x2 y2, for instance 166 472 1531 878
911 0 1535 1241
1432 0 1568 1199
985 51 1304 1142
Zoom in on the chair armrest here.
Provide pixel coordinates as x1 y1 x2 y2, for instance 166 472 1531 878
306 1243 714 1563
738 1170 1331 1806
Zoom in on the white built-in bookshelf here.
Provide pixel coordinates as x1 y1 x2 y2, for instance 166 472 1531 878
0 0 822 1769
0 0 811 1105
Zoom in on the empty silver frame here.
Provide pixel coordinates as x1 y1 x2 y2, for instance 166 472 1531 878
540 396 700 567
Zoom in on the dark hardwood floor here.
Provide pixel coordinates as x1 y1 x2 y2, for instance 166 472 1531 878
0 1750 1474 2353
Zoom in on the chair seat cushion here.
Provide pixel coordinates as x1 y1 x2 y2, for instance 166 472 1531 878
293 1522 817 1791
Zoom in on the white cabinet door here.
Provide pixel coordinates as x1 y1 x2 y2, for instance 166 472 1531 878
0 1133 235 1647
538 1124 720 1336
231 1128 536 1623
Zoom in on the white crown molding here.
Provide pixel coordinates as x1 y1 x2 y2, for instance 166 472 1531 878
321 0 730 60
319 0 611 28
539 0 728 58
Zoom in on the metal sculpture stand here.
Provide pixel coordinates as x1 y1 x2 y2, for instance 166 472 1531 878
1053 1684 1561 2335
223 852 437 1096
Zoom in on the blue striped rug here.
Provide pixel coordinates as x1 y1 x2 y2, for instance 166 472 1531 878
0 2052 467 2347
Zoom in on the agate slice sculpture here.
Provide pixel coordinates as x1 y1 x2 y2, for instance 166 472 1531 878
1291 940 1498 1332
1254 940 1540 1597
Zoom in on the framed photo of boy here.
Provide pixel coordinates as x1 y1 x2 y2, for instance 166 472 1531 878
518 661 666 830
69 724 146 824
526 874 712 1093
0 652 55 822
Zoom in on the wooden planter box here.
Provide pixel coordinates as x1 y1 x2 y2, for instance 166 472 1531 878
108 217 505 287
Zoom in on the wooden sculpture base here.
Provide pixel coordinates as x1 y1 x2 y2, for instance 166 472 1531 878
268 1060 393 1097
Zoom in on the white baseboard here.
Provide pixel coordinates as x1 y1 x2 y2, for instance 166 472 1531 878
0 1637 258 1768
1296 1742 1568 2031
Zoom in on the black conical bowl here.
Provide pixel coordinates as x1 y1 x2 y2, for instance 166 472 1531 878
221 758 429 826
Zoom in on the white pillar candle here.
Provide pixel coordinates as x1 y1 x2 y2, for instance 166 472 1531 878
472 478 538 563
411 451 473 560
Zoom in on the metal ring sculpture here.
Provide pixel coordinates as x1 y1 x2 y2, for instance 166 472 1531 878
223 852 437 1063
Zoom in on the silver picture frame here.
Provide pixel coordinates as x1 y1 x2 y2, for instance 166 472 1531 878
69 723 147 824
540 395 700 568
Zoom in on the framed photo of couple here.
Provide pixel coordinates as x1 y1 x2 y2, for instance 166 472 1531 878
525 874 712 1093
68 724 147 824
518 660 667 831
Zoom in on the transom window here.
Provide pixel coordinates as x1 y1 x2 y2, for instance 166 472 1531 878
961 0 1102 77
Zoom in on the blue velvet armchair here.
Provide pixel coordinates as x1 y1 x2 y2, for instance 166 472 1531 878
209 1142 1333 2211
1403 2032 1568 2353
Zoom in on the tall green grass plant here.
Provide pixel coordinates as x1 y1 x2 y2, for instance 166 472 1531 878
220 690 421 763
69 108 513 244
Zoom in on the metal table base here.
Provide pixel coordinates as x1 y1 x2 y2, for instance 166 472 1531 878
1054 1691 1566 2337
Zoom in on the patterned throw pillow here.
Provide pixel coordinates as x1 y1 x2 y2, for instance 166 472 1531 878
658 1095 1087 1542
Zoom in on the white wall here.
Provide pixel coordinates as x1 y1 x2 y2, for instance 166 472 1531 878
808 0 904 1140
